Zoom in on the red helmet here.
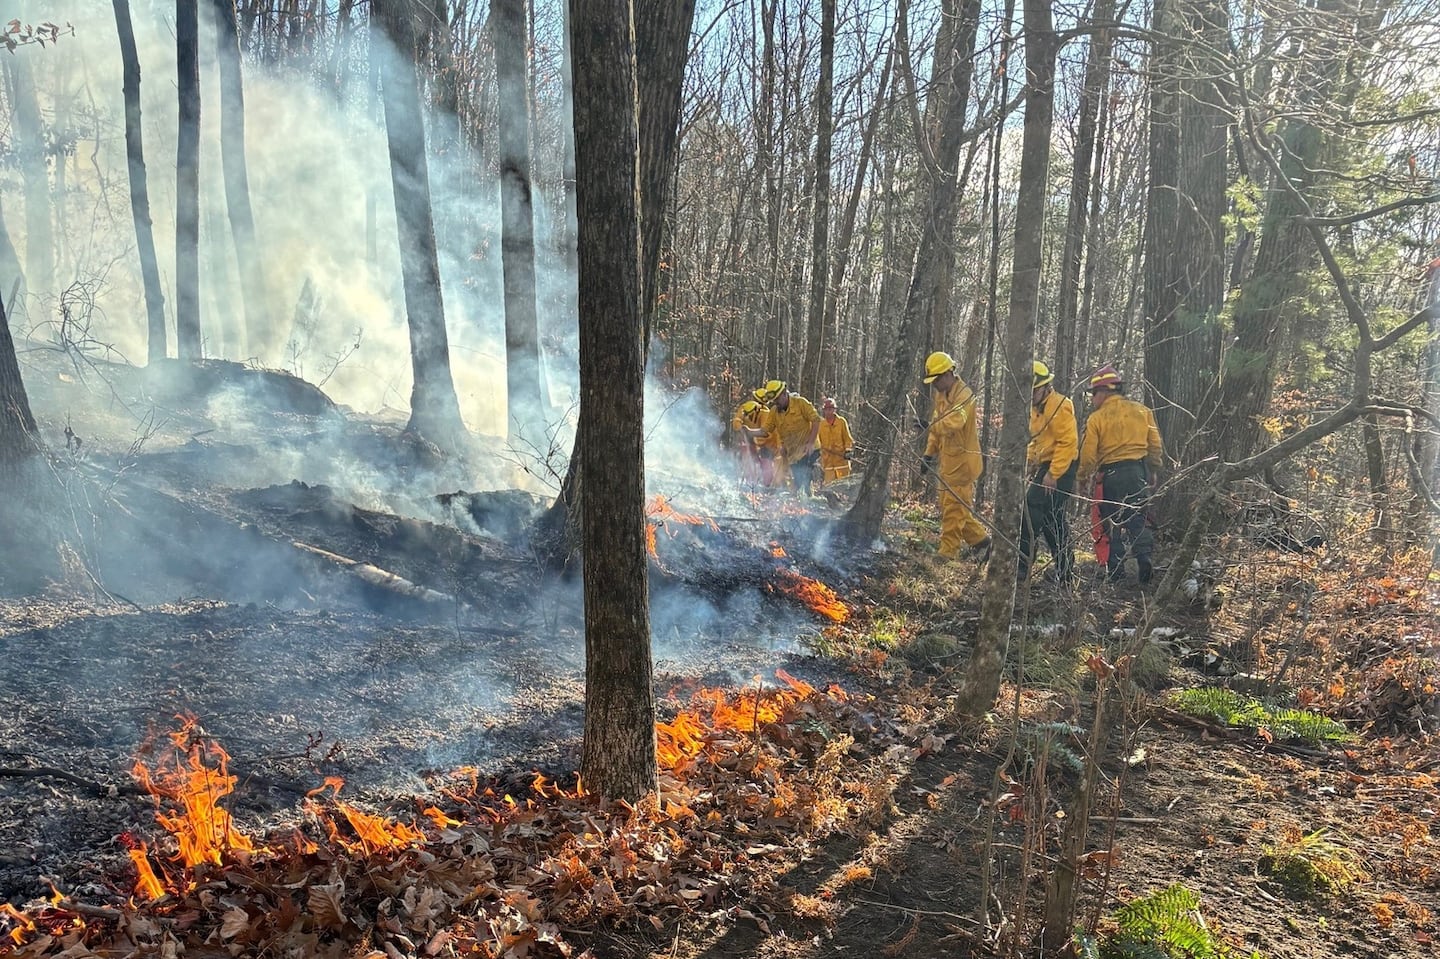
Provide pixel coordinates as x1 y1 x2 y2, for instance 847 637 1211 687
1089 365 1123 392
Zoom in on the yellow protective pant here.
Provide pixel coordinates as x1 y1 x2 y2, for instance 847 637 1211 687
938 481 987 558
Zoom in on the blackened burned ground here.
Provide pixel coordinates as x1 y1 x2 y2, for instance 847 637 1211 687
0 356 859 907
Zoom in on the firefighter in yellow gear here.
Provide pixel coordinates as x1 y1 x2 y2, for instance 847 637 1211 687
758 379 823 496
738 390 783 486
921 352 989 559
1076 364 1164 584
1020 361 1078 583
732 399 770 485
816 397 854 484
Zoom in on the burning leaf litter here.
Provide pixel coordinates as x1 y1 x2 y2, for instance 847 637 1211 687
1 671 937 958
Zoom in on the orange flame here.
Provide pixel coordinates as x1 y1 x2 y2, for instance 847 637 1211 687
770 544 787 558
1 904 37 947
131 715 255 875
655 670 819 771
128 845 166 902
306 776 425 854
645 495 720 560
771 569 850 623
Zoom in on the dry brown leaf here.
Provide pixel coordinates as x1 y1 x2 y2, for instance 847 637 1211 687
218 907 250 940
307 882 348 930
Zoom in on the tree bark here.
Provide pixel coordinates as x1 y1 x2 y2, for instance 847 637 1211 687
2 51 53 306
1142 0 1227 462
1053 0 1116 389
955 0 1055 718
113 0 168 364
212 0 267 359
494 0 545 441
800 0 837 397
176 0 203 359
570 0 657 803
636 0 699 340
1216 0 1363 463
372 0 468 450
0 296 39 467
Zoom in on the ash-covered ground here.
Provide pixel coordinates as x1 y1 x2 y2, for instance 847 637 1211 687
0 354 863 906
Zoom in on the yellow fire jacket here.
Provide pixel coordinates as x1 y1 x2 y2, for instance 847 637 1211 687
772 395 822 464
925 378 983 486
818 414 854 472
1027 391 1078 479
1076 394 1163 481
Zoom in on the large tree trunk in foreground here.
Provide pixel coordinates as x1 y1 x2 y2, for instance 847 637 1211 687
372 0 467 452
176 0 203 359
954 0 1055 718
494 0 545 442
570 0 657 803
1143 0 1227 463
534 0 696 570
113 0 168 364
213 0 267 358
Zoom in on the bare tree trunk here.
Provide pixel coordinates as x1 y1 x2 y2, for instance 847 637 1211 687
537 0 696 570
824 53 892 394
0 293 61 594
800 0 837 397
3 52 53 305
570 0 657 803
495 0 544 441
1143 0 1227 462
955 0 1055 718
1216 0 1363 462
176 0 203 359
212 0 267 359
844 0 982 541
1054 0 1117 388
372 0 468 450
636 0 699 340
0 296 39 466
113 0 168 364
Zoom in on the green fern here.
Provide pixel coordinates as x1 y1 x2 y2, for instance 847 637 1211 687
1101 884 1260 959
1266 708 1350 742
1019 721 1087 774
1169 687 1351 745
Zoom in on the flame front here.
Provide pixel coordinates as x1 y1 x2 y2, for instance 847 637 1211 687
306 776 425 853
656 670 818 770
771 569 850 623
131 715 255 877
645 495 720 560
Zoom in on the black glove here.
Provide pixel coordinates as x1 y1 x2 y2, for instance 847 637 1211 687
843 450 852 459
920 454 937 472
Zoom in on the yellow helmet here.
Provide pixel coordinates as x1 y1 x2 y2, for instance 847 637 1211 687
922 351 956 384
751 388 769 403
740 399 761 416
1032 360 1054 389
762 379 787 400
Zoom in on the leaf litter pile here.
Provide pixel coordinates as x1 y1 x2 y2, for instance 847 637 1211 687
2 668 941 958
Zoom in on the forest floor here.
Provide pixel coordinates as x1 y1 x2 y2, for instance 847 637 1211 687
0 351 1436 958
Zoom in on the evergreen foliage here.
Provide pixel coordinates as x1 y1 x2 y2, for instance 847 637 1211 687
1170 687 1351 743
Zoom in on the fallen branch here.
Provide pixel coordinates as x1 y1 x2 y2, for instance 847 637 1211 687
0 765 144 798
291 541 467 609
